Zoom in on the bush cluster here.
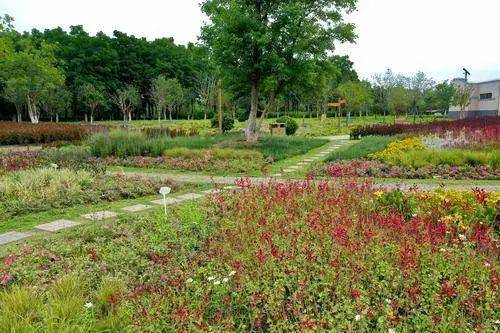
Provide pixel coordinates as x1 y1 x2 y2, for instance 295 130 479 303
276 116 299 135
210 115 235 133
0 122 107 145
141 127 199 138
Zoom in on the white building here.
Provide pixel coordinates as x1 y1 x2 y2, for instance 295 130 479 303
449 78 500 118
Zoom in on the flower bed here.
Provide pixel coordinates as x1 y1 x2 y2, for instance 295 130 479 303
351 116 500 141
0 168 177 220
0 180 497 331
312 158 500 180
0 122 108 145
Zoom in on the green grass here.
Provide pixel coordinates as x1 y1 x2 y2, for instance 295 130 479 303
0 183 209 233
325 136 398 162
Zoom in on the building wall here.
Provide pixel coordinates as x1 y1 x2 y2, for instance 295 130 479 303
449 79 500 118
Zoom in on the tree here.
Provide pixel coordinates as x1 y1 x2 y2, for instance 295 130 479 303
151 75 168 122
165 78 183 121
0 14 14 32
113 85 140 122
408 71 435 122
2 79 26 122
196 74 216 121
387 85 411 121
0 40 65 123
337 81 373 118
201 0 357 142
453 83 474 120
79 83 107 123
432 80 455 115
41 87 71 122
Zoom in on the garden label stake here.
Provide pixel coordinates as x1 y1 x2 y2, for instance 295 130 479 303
159 186 171 222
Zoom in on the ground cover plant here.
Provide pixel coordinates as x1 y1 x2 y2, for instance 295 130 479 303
0 167 177 221
326 136 398 162
0 180 497 331
0 122 107 145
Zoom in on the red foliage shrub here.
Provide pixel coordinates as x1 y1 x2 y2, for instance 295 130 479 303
0 122 108 145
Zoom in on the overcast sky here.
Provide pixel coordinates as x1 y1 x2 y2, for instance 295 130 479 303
2 0 499 82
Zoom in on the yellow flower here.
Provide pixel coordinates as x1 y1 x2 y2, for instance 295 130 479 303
374 191 384 198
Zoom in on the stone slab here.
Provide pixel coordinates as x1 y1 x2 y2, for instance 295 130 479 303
297 162 309 166
288 165 300 169
176 193 205 200
0 232 30 245
304 159 316 162
283 169 296 173
202 189 223 194
223 186 241 190
151 197 182 205
122 204 153 212
35 220 81 232
82 211 118 221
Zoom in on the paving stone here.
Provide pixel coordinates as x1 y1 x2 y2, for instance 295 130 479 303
82 211 118 221
273 173 282 177
223 186 242 190
0 231 30 245
176 193 205 200
304 158 315 162
288 165 300 169
202 188 223 194
151 197 182 205
36 220 81 232
297 162 309 166
122 204 153 212
283 169 296 173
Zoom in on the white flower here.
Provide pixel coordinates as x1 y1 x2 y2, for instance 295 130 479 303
385 298 391 304
388 329 396 333
186 278 193 283
458 234 466 241
207 276 215 281
84 302 93 309
485 262 491 268
213 280 221 286
355 314 361 322
228 270 236 277
222 277 229 283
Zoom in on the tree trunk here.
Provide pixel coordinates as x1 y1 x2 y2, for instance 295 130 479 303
56 113 59 123
168 107 172 121
245 82 259 143
27 95 39 124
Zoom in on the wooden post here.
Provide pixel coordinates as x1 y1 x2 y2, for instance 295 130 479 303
217 79 223 133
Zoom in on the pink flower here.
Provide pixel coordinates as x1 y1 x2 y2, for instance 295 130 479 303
0 275 12 286
4 256 15 265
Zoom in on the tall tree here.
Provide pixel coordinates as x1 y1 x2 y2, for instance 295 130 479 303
113 85 140 122
201 0 357 142
0 39 65 123
432 80 455 115
40 87 71 122
453 82 474 120
151 75 168 122
79 83 107 123
337 81 373 118
408 71 435 122
165 78 184 121
196 74 216 121
387 84 411 121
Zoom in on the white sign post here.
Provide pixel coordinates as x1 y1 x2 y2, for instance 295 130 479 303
159 186 171 221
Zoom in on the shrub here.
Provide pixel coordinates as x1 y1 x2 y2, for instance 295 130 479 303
211 115 235 133
351 116 500 140
326 136 398 161
0 122 107 145
141 127 199 138
250 136 328 161
276 116 299 135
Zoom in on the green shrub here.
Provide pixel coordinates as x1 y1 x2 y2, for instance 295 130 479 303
276 116 299 135
326 136 398 162
211 115 235 133
379 149 500 168
164 147 205 159
253 136 328 161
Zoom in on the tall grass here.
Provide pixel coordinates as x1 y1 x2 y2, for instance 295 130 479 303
326 136 398 162
88 131 220 157
88 130 328 161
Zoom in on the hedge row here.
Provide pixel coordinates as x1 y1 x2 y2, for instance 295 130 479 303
0 122 107 145
351 116 500 139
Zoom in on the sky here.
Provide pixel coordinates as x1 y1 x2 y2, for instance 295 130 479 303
2 0 499 82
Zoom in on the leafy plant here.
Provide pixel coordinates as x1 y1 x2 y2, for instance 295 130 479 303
211 114 235 133
276 116 299 135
